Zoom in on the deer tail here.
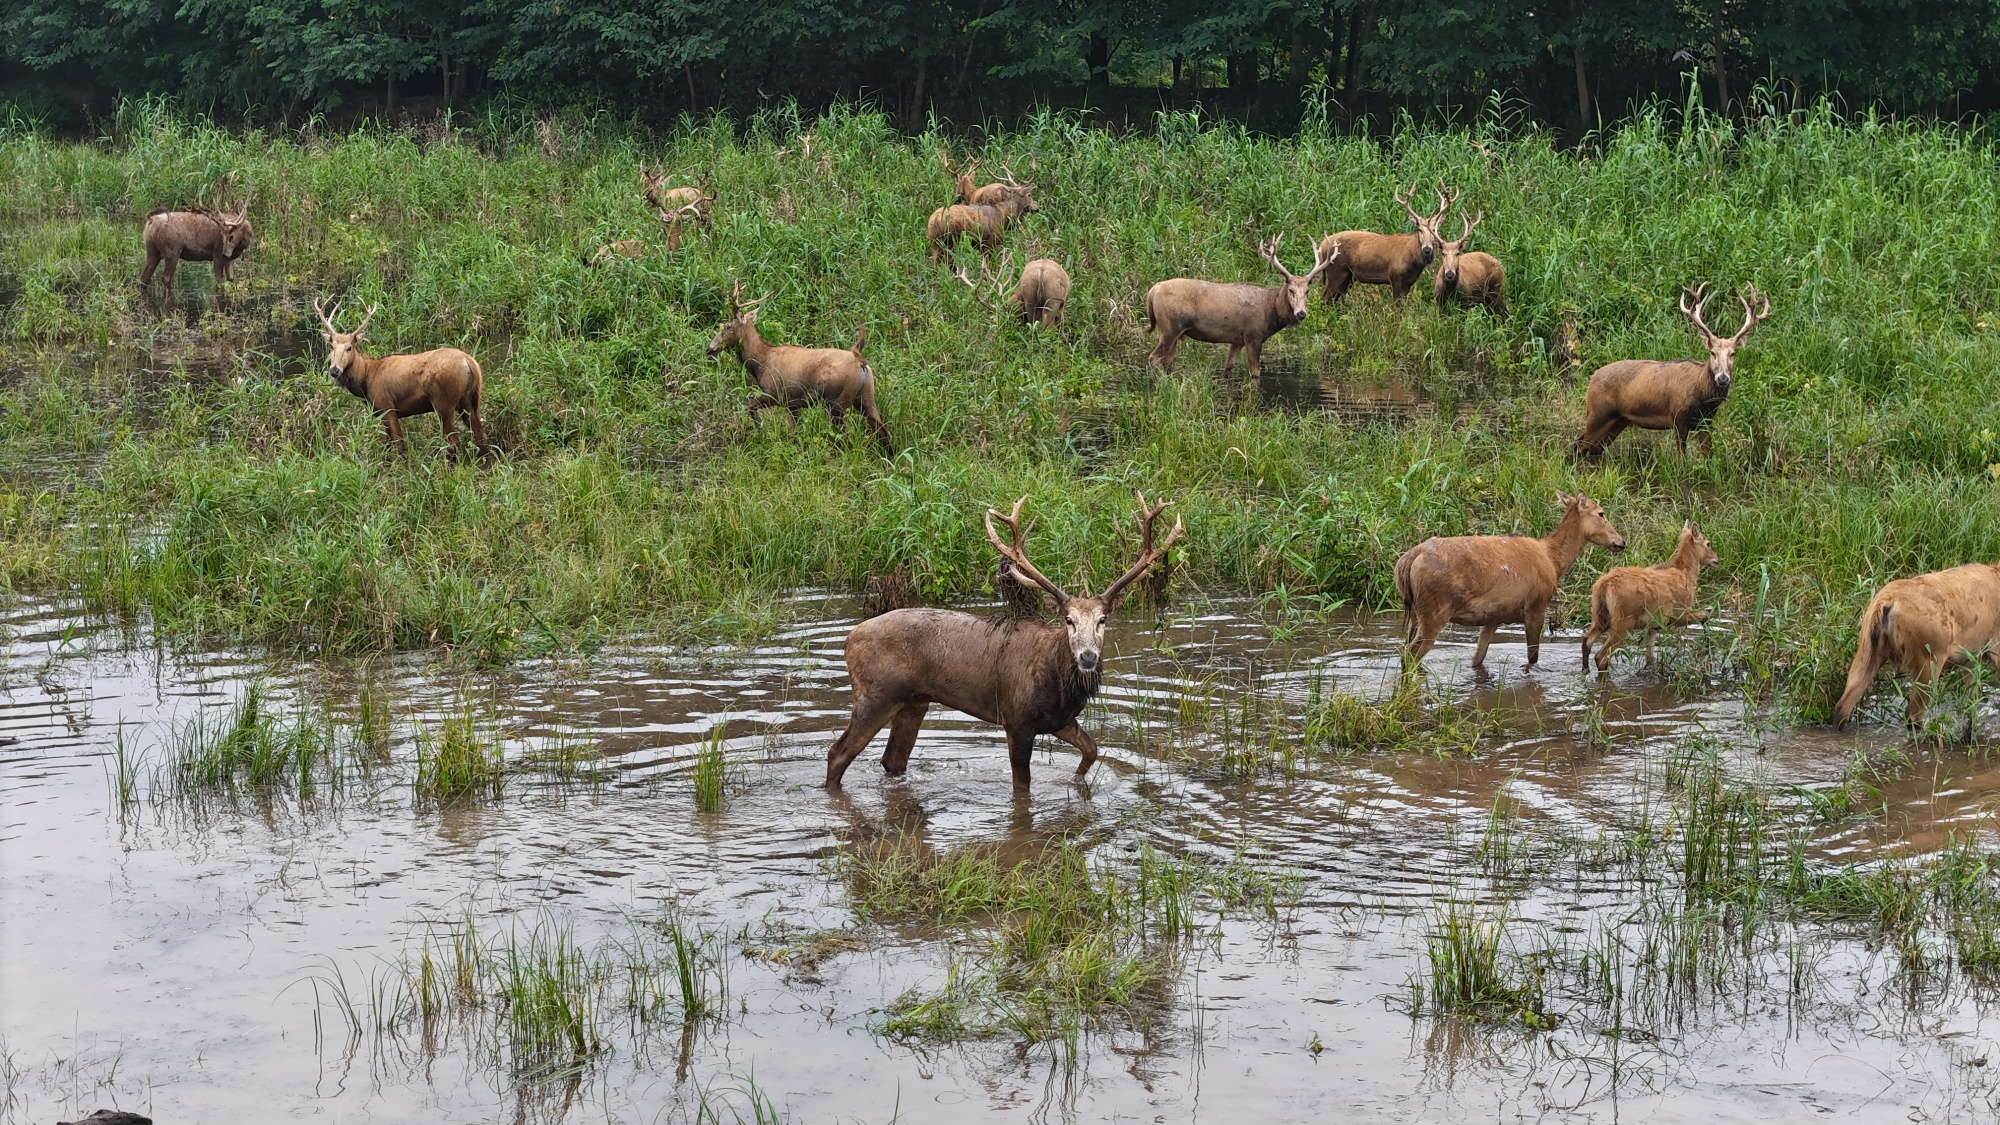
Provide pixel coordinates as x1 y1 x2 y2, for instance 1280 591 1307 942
851 324 867 358
1393 549 1415 612
1835 598 1894 727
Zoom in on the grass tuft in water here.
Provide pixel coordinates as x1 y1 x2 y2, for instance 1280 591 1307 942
160 683 357 798
413 707 506 806
1304 678 1496 757
692 724 729 813
1410 900 1549 1027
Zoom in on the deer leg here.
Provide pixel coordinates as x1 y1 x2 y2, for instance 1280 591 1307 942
1472 626 1498 669
1222 344 1241 374
1907 655 1946 727
1695 429 1715 456
1404 611 1448 671
1596 621 1633 672
1322 268 1351 305
1005 727 1036 790
140 249 161 287
212 258 228 286
463 403 491 458
880 699 929 775
160 252 181 297
1525 606 1548 668
1581 616 1601 668
1049 723 1100 780
1577 416 1629 460
1150 326 1182 372
861 391 894 455
383 412 407 455
436 400 462 460
826 695 903 789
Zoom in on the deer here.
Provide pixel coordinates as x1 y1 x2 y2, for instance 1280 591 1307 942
1145 234 1336 377
313 299 490 459
1577 283 1770 459
925 188 1039 263
955 253 1072 328
1833 563 2000 728
1315 180 1456 304
1395 492 1627 671
642 165 714 227
704 281 892 453
586 197 705 265
1581 521 1719 671
824 492 1183 791
1433 209 1507 317
139 180 254 297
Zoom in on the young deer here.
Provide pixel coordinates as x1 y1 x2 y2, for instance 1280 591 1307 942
1578 284 1770 459
825 493 1182 790
1145 234 1336 376
1581 521 1718 671
1834 562 2000 728
1433 209 1506 317
1396 492 1626 670
140 180 255 296
705 282 892 453
1316 180 1455 303
314 299 490 459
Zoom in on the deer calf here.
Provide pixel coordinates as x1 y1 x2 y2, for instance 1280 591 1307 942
1581 522 1718 671
1578 284 1770 459
314 299 490 459
140 181 254 297
825 493 1182 790
1396 492 1627 670
1833 563 2000 728
1145 235 1335 376
926 187 1039 263
1316 181 1454 303
705 282 892 453
1433 210 1506 317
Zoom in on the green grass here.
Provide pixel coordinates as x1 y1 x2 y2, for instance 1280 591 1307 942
412 707 506 805
160 682 358 798
692 724 729 813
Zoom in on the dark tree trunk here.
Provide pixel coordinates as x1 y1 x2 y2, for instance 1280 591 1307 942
956 0 990 96
1343 7 1360 89
1573 43 1590 127
1086 32 1111 91
1710 38 1730 111
911 53 928 126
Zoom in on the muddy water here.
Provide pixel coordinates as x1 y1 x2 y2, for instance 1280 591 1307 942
4 595 2000 1124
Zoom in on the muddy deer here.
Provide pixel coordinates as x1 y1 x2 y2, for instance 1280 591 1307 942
1577 283 1770 459
1433 209 1506 317
926 188 1039 263
1396 492 1626 671
955 253 1072 328
705 282 892 453
140 180 255 296
825 493 1183 790
1316 180 1455 304
1581 521 1718 671
1145 235 1335 376
314 299 490 459
1833 563 2000 728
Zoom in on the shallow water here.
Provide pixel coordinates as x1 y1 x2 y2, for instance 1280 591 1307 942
4 594 2000 1124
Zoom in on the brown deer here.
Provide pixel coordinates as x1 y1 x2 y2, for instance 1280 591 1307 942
1315 180 1456 304
925 188 1039 263
824 493 1182 790
1577 283 1770 459
1581 521 1719 671
1395 492 1626 670
1834 563 2000 728
1433 209 1507 317
704 282 892 453
642 165 714 226
1145 234 1336 376
954 253 1072 328
140 181 255 296
313 299 490 459
586 197 705 265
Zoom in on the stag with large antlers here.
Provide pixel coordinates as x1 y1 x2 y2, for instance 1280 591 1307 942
926 174 1040 263
1145 234 1336 376
825 493 1183 790
1576 283 1771 459
140 179 255 297
1433 209 1506 317
1315 180 1456 304
314 298 490 459
705 282 892 453
642 165 714 226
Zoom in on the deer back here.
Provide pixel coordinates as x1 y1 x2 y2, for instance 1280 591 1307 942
1319 230 1429 285
1145 278 1293 344
747 340 872 406
844 608 1092 732
1014 259 1071 324
347 347 483 413
1862 563 2000 674
1398 533 1565 627
1583 358 1720 431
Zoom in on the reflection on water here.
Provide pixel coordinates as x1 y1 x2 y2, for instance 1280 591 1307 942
3 593 1999 1123
1255 363 1435 423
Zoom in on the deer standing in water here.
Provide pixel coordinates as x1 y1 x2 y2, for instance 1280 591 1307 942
1834 563 2000 728
140 180 255 297
1581 521 1719 670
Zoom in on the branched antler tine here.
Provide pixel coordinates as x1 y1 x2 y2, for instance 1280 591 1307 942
1394 181 1422 224
1735 284 1770 339
984 498 1068 603
1433 178 1460 219
1460 209 1482 241
953 264 978 290
1680 282 1713 339
311 296 338 334
353 302 378 337
1100 492 1184 602
728 278 743 312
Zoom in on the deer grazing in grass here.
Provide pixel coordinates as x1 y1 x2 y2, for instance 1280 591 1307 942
825 493 1182 790
642 165 714 227
926 185 1040 263
313 299 490 459
1433 209 1507 317
955 253 1072 327
140 180 254 297
1581 521 1718 671
1316 180 1455 304
705 282 892 453
1396 492 1626 671
1577 283 1770 459
1833 563 2000 728
1145 235 1335 376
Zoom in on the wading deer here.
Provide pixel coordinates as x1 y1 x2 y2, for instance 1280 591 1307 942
1396 492 1626 671
1577 284 1770 459
1581 521 1718 671
1433 210 1506 317
1316 181 1455 304
1145 235 1335 376
926 188 1039 263
314 299 490 459
824 493 1183 790
1834 563 2000 728
705 282 892 453
140 181 255 296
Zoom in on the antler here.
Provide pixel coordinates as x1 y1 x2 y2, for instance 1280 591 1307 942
1099 491 1185 605
311 296 339 334
985 497 1070 607
1393 181 1422 226
1432 178 1461 221
1732 284 1771 341
1680 282 1715 342
235 181 254 216
1456 209 1483 243
1258 233 1293 280
352 303 379 337
1307 237 1341 282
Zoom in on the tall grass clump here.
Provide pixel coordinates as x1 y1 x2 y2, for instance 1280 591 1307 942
413 708 506 806
692 724 729 813
1409 900 1548 1027
160 683 357 798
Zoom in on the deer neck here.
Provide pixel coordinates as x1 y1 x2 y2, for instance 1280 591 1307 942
336 350 377 399
736 325 775 381
1541 507 1589 576
1666 537 1704 581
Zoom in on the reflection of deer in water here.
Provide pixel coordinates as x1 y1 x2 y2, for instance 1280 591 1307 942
824 493 1181 791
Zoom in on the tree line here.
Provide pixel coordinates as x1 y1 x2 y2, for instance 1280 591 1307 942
4 0 1998 130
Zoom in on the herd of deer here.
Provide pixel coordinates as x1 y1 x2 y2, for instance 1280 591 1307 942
124 159 1990 791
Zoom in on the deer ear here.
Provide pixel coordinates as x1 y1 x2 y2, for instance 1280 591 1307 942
1554 490 1574 507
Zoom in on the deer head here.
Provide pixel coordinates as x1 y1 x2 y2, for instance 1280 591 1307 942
1555 491 1627 552
985 492 1184 674
1681 282 1770 391
210 178 254 257
1260 234 1339 325
656 198 704 251
1679 521 1720 569
313 297 377 391
1394 178 1458 262
705 280 769 356
1436 209 1482 292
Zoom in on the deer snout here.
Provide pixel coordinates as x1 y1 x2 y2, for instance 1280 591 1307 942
1075 649 1101 673
1442 268 1458 286
1607 537 1628 552
704 340 724 358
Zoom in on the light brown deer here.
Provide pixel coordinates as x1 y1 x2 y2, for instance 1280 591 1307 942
1316 180 1455 303
705 282 892 453
1577 283 1770 459
1395 492 1626 670
313 299 490 459
925 188 1039 263
586 197 705 265
1433 209 1506 317
642 165 714 226
1834 563 2000 728
1145 235 1335 376
140 180 255 296
1581 521 1718 670
825 493 1182 790
954 253 1072 327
